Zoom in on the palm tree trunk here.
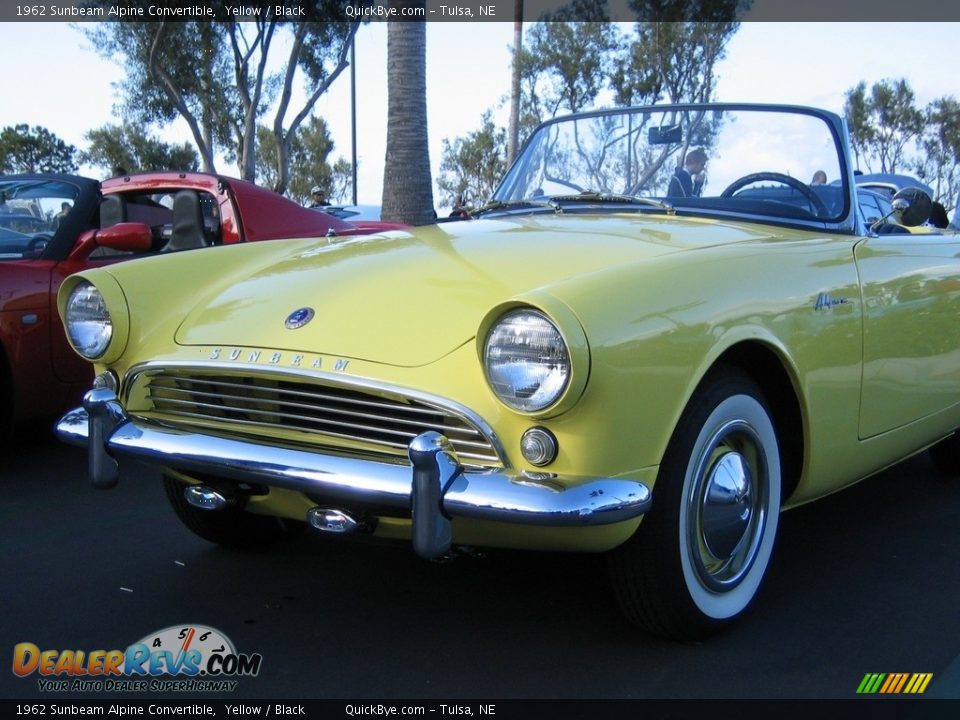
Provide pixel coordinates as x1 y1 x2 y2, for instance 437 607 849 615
507 0 523 167
381 11 435 225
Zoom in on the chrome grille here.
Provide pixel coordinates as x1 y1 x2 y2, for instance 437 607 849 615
136 371 502 468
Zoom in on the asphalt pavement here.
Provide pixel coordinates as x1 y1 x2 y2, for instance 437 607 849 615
2 427 959 702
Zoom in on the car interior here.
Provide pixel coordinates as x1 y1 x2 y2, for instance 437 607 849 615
95 189 222 256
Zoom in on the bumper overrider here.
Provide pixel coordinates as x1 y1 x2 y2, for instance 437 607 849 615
57 387 653 559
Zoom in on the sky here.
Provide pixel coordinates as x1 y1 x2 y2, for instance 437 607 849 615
0 21 957 211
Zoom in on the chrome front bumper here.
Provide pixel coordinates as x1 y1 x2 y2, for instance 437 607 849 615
57 388 652 559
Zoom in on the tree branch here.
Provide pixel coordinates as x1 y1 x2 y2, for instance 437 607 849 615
148 22 216 172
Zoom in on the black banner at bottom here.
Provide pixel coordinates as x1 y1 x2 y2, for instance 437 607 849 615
3 699 960 720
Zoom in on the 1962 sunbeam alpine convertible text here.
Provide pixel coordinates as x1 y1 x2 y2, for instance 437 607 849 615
56 104 959 639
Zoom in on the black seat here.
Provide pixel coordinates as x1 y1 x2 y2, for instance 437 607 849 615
90 194 133 257
99 194 127 228
163 190 207 252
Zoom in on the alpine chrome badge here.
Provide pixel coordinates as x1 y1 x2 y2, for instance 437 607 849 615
285 307 315 330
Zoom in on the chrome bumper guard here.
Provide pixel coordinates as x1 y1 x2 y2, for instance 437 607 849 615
57 388 652 559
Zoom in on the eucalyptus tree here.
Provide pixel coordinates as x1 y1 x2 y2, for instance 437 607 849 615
0 125 77 174
518 0 617 132
611 0 743 107
83 1 359 193
604 3 743 192
446 1 744 201
256 116 338 205
915 97 960 211
844 78 924 174
328 158 355 205
80 124 199 175
437 111 508 209
844 80 960 211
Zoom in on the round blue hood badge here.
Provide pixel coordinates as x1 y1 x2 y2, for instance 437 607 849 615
285 307 315 330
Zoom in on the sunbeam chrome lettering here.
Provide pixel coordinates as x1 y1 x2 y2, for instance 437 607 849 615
206 347 352 373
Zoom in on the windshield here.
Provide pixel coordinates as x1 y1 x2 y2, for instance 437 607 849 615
0 178 79 259
493 105 849 224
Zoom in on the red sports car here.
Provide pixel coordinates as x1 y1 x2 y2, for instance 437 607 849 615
0 172 403 435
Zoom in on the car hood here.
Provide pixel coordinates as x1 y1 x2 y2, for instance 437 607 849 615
174 213 774 367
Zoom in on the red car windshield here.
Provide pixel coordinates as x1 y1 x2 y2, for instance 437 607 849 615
0 178 79 259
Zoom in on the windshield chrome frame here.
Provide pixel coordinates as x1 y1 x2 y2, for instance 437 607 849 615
492 103 858 235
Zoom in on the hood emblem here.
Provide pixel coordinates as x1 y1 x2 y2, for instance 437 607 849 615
285 307 315 330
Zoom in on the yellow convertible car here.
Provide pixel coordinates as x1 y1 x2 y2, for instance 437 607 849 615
56 104 956 640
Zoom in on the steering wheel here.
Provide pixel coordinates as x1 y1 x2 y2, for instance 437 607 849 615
720 172 829 217
26 233 53 255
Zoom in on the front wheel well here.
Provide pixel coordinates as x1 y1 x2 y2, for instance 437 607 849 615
710 343 804 503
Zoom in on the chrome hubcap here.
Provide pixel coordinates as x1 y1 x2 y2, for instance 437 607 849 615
701 452 752 560
687 420 767 592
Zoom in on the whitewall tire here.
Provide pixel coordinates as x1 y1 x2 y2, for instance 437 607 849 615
610 369 782 640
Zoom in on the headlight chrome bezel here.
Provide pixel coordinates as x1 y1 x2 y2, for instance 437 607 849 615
480 301 589 417
60 276 129 364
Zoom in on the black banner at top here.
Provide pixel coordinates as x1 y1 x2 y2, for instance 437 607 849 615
1 0 959 22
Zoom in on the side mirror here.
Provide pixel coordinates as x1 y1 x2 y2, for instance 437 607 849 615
891 187 932 227
69 222 153 261
96 222 152 251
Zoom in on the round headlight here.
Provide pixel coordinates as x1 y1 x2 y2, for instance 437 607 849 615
484 309 570 413
65 281 113 359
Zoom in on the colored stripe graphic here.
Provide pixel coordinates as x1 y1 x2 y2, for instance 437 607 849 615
904 673 933 694
857 673 932 694
880 673 907 693
857 673 885 694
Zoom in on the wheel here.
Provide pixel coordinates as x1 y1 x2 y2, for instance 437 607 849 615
163 475 304 549
609 369 782 640
720 171 829 217
929 432 960 476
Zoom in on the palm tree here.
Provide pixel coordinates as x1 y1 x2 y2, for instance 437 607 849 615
381 11 435 225
507 0 523 167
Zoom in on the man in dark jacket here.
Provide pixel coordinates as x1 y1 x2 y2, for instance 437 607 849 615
668 148 708 198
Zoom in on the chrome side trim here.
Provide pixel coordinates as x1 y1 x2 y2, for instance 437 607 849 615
56 393 652 559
